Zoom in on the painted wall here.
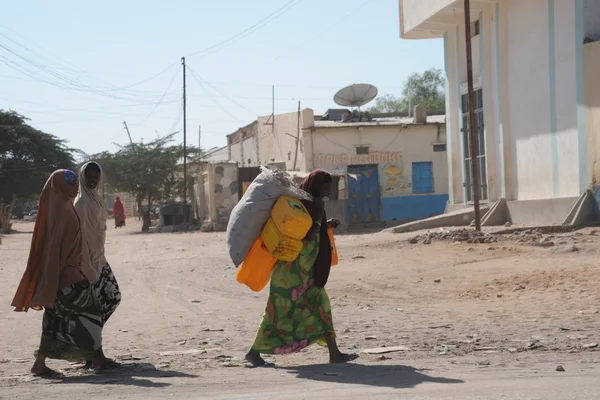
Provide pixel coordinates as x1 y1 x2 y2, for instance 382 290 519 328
311 124 448 196
399 0 454 34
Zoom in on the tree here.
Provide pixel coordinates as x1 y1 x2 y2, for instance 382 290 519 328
0 110 76 234
368 68 445 113
90 134 202 232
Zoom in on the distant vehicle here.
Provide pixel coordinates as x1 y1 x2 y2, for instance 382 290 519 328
29 208 38 217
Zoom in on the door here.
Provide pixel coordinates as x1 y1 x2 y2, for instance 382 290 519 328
238 167 261 197
347 165 380 223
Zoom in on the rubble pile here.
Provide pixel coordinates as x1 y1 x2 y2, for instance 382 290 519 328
408 228 498 245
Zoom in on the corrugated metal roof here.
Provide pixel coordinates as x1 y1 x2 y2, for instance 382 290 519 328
313 114 445 128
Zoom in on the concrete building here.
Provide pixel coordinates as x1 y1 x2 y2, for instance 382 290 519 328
399 0 600 225
222 107 449 226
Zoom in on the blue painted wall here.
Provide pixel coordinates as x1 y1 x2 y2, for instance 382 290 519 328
381 194 449 222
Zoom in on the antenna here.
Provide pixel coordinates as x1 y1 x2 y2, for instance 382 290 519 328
333 83 378 111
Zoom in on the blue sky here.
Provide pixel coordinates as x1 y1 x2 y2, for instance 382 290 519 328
0 0 443 155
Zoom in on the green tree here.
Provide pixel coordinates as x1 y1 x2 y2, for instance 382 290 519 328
90 134 203 232
369 68 445 113
0 110 76 234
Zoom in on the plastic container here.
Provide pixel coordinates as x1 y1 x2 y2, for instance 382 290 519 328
261 218 304 261
236 237 277 292
328 227 338 266
270 196 312 240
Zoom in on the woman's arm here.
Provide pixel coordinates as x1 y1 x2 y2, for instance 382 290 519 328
302 198 324 243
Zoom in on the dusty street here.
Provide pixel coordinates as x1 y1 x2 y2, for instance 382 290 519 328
1 221 600 399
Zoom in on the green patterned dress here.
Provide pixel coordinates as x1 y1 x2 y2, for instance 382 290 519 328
251 236 335 355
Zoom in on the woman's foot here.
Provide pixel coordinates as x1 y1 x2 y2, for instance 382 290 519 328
329 352 359 364
245 351 273 368
31 355 63 377
92 357 121 371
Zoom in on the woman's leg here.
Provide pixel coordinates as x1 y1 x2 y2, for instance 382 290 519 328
244 350 266 366
30 353 56 375
324 332 359 363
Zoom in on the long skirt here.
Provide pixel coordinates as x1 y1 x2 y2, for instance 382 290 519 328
251 237 335 355
92 262 122 325
38 281 103 361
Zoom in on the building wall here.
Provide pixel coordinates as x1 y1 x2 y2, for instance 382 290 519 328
203 146 229 163
443 0 584 204
229 136 259 167
399 0 454 34
585 0 600 40
310 124 449 222
583 41 600 209
256 109 313 171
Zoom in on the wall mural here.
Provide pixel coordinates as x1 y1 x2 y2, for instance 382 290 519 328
378 161 412 198
213 164 239 224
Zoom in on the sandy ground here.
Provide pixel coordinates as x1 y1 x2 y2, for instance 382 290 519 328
1 221 600 399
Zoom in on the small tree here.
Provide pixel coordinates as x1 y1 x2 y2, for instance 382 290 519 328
0 110 76 234
91 134 202 232
369 68 446 113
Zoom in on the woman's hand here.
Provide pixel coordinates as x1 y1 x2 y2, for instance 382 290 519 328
327 218 340 230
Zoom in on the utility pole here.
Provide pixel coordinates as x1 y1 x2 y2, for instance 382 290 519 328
181 56 188 222
292 101 301 171
123 121 133 145
272 85 275 133
464 0 481 231
198 125 201 150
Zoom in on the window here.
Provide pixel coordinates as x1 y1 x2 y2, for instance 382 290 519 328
356 146 369 155
412 162 434 194
471 20 480 37
433 144 447 152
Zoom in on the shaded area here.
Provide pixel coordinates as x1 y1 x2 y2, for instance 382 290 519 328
48 363 198 389
283 364 464 389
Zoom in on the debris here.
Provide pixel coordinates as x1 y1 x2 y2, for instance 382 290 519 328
177 340 187 346
487 247 496 251
407 228 498 245
556 365 565 372
497 293 503 298
202 328 224 332
422 237 432 245
429 324 453 329
365 336 378 340
362 346 411 355
474 347 498 352
434 279 441 284
362 305 373 311
504 221 512 227
324 372 343 377
190 300 201 303
478 361 491 366
352 255 365 260
434 345 451 355
582 343 598 349
513 285 525 292
409 238 419 244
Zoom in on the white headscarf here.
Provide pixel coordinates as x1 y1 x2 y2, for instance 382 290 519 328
74 161 107 284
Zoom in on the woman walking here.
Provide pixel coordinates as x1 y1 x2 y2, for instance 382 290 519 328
11 170 113 376
113 196 126 228
245 170 358 367
74 162 122 368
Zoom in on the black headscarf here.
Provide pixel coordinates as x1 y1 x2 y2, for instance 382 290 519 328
299 170 332 288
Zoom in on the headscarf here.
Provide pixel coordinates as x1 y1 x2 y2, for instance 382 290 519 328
299 170 333 288
12 170 83 311
74 162 107 284
113 197 125 219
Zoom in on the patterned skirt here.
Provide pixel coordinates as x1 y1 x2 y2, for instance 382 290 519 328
92 262 122 325
38 281 103 361
251 237 335 355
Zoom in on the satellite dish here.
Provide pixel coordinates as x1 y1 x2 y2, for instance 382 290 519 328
334 83 378 109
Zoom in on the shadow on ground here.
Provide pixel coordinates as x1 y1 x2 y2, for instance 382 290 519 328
54 363 198 388
284 364 464 389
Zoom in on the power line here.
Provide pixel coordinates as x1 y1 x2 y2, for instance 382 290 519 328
137 68 180 124
187 68 246 124
186 0 304 60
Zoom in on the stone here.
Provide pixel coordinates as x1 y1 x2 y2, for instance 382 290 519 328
557 245 579 253
434 279 441 283
409 238 419 244
422 237 432 245
582 343 598 349
556 365 565 372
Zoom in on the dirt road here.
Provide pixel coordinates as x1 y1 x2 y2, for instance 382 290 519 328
1 222 599 399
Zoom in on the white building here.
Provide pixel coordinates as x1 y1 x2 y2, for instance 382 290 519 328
399 0 600 224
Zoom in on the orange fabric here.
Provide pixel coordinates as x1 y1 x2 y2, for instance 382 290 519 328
11 170 84 311
327 228 338 266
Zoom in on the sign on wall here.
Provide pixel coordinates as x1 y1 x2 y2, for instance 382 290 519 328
314 151 403 168
378 163 412 197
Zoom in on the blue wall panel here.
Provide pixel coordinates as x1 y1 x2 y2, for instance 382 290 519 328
381 194 449 222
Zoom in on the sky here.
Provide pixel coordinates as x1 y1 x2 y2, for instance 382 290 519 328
0 0 443 156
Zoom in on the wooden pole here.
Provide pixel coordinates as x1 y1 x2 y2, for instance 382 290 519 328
464 0 481 231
